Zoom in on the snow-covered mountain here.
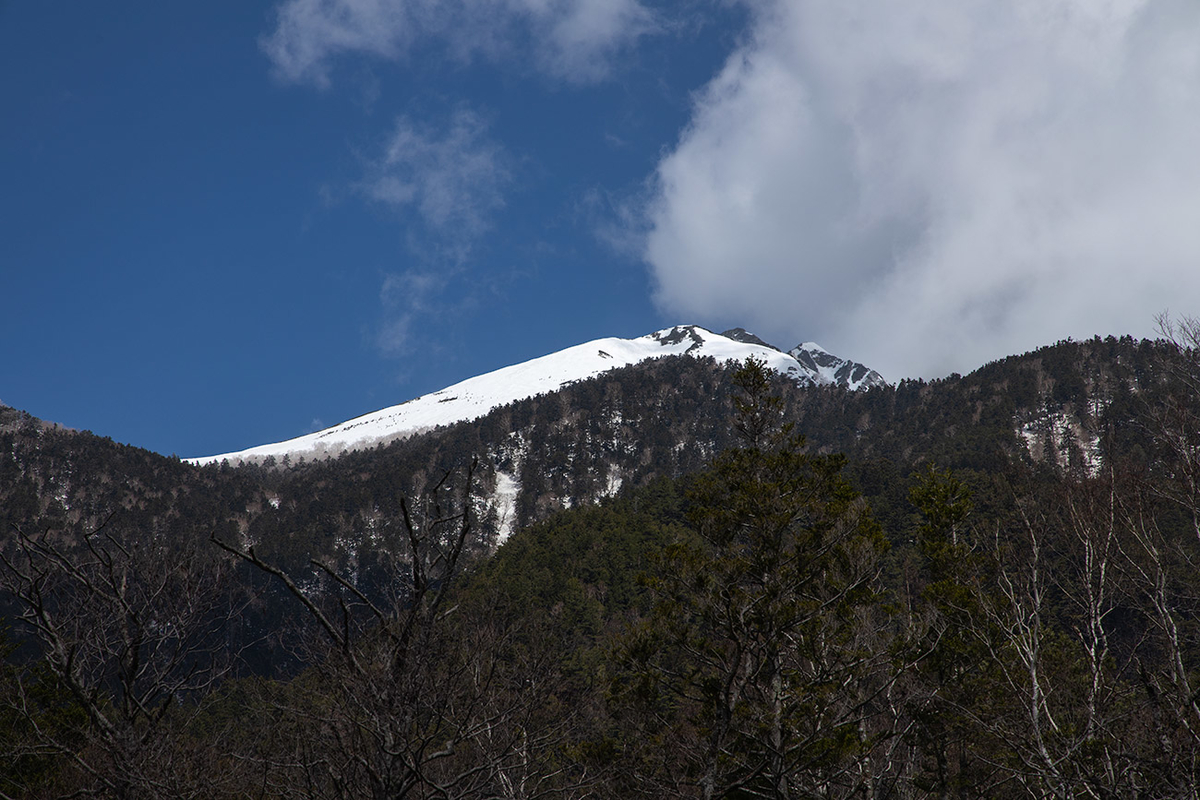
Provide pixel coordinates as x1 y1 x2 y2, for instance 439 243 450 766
190 325 883 465
789 342 888 391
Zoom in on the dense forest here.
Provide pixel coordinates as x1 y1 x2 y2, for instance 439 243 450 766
4 325 1200 797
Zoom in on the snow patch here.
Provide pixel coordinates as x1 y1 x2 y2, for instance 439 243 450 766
1018 409 1102 476
603 469 623 498
492 470 520 546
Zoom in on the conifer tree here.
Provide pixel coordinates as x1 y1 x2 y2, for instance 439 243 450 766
623 358 894 799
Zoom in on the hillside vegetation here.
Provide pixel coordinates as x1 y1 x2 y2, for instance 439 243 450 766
3 331 1200 796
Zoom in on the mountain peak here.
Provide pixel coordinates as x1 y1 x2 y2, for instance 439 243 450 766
190 326 883 465
649 325 709 353
788 342 887 390
719 328 780 351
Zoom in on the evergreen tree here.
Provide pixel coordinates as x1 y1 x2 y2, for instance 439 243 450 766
619 358 894 798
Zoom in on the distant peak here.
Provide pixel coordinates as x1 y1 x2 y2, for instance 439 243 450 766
788 342 887 390
649 325 708 353
190 324 885 465
720 328 780 351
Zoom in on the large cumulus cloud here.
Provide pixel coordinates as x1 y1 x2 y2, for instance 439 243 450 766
644 0 1200 378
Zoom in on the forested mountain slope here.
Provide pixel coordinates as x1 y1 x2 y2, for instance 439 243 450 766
0 334 1178 581
5 333 1200 798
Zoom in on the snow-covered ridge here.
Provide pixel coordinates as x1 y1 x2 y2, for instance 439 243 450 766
189 326 884 466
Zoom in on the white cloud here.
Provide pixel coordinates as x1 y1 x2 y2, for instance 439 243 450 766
361 107 511 253
262 0 658 86
644 0 1200 379
348 105 513 362
376 268 448 354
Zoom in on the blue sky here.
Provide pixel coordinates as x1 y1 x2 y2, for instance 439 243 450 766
4 1 1200 458
0 1 737 456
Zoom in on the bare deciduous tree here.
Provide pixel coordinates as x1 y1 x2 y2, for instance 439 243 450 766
0 515 246 799
213 460 588 799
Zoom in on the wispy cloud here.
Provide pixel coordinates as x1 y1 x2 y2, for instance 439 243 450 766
360 107 512 259
581 185 647 261
643 0 1200 379
262 0 659 87
375 268 447 355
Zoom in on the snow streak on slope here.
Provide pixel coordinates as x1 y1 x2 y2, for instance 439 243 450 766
190 326 880 465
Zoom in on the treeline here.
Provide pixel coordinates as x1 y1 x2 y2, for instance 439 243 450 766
6 340 1200 798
